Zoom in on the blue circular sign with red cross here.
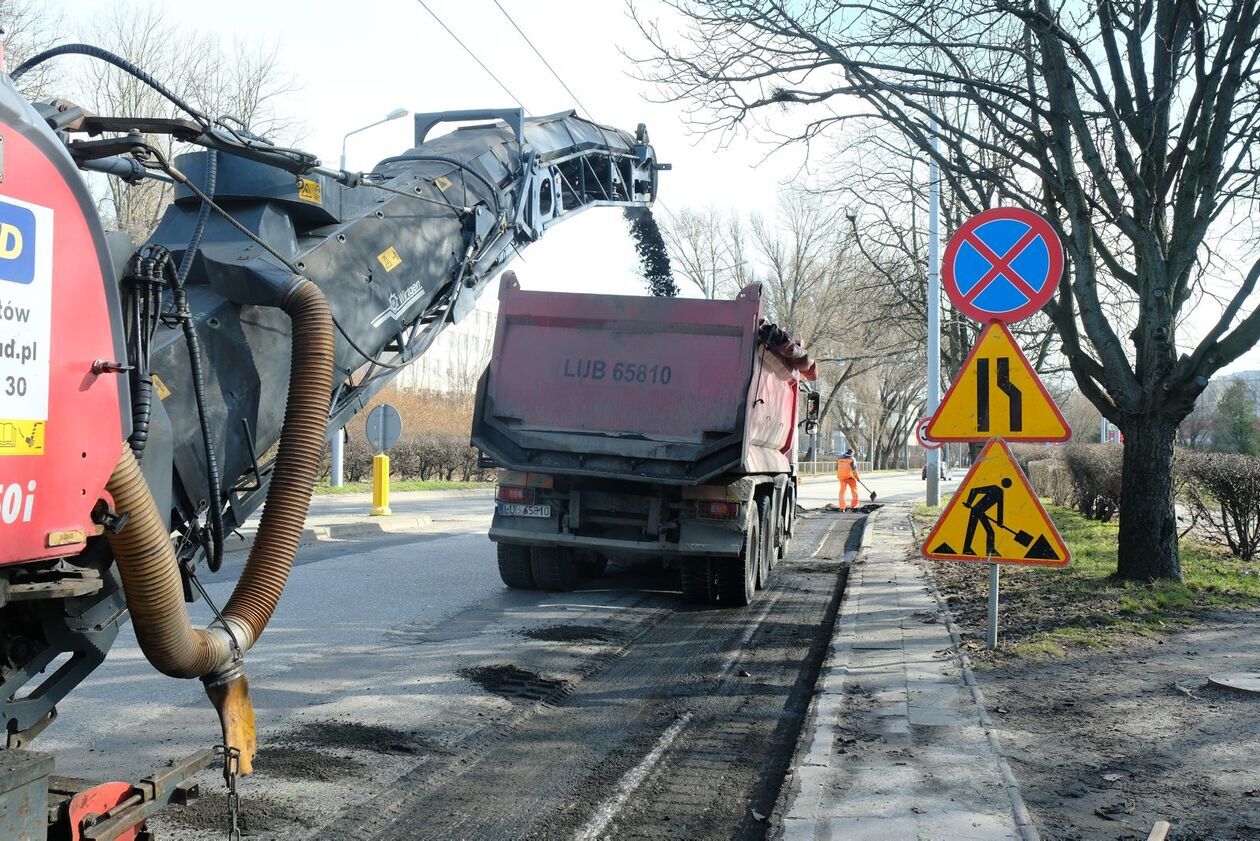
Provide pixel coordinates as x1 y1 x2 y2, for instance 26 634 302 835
942 207 1063 323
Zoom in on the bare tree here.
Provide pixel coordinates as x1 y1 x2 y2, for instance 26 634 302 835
62 3 296 242
661 206 748 298
634 1 1260 582
2 0 64 101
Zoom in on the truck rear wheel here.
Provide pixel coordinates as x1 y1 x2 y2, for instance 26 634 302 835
680 558 717 603
497 543 536 589
776 488 794 565
716 515 758 606
756 497 774 589
531 547 583 591
581 554 609 579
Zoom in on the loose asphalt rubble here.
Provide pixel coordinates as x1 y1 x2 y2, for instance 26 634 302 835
773 501 1038 841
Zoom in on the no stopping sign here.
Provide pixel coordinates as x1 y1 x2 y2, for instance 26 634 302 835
943 207 1063 324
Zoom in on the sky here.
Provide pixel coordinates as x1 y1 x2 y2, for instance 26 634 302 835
46 0 1260 376
57 0 804 300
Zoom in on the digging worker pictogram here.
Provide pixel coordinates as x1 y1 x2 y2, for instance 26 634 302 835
962 477 1013 556
835 448 860 512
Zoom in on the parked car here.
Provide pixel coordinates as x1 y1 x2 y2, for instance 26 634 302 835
922 461 953 481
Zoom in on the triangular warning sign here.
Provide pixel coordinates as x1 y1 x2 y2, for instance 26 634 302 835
923 439 1070 568
925 322 1070 442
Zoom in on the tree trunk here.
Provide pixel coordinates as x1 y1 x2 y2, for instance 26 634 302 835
1116 415 1181 581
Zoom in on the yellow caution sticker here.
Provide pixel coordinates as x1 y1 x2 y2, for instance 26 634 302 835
151 373 172 400
297 178 322 203
434 175 453 192
925 321 1070 442
0 420 45 456
377 246 403 272
922 439 1069 567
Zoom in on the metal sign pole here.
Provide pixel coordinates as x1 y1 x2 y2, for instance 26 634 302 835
926 122 942 507
987 562 1000 650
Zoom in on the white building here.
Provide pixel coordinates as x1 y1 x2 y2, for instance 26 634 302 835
394 296 498 395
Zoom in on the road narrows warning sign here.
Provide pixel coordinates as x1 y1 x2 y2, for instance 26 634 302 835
925 322 1070 442
922 439 1069 568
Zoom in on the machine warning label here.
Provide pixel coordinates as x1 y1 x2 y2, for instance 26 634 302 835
297 178 322 203
0 196 52 455
377 246 403 272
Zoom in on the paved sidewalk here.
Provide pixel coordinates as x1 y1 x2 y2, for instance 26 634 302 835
775 503 1037 841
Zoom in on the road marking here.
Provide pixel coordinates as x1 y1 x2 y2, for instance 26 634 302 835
575 711 694 841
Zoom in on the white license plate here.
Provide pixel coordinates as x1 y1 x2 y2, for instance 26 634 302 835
498 503 552 518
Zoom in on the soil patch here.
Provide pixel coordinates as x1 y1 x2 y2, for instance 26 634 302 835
254 745 363 781
287 720 437 756
459 663 569 702
522 624 612 643
161 790 313 835
964 607 1260 839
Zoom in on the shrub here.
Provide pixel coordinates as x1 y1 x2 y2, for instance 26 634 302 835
1180 450 1260 561
1062 444 1123 521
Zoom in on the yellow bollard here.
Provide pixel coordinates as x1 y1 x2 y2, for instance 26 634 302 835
371 452 391 516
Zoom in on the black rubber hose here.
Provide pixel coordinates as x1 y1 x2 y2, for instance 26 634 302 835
175 150 225 573
10 43 209 127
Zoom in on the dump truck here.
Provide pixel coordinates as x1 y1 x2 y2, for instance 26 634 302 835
471 274 817 606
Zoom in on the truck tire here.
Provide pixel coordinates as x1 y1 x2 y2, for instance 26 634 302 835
581 554 609 579
680 558 716 603
531 547 583 591
716 515 758 606
497 543 536 589
756 496 773 589
776 488 794 564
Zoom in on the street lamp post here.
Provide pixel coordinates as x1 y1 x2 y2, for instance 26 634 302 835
926 123 942 507
331 107 410 488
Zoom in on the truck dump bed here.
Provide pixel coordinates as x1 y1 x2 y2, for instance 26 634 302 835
471 274 811 484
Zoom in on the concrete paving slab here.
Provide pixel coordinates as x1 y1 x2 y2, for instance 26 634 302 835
772 503 1037 841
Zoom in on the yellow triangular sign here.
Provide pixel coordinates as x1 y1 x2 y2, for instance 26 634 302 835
923 439 1070 568
925 322 1070 442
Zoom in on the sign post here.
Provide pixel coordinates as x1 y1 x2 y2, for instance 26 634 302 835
923 206 1069 650
365 404 403 517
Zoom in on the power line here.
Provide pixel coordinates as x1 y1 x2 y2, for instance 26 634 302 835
492 0 594 118
416 0 529 112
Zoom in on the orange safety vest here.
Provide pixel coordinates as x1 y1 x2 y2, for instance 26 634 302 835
836 456 857 480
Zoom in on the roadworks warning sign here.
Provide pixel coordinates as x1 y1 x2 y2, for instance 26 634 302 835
925 321 1070 442
923 439 1069 567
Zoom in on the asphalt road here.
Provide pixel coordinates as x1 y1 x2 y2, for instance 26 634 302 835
38 469 934 839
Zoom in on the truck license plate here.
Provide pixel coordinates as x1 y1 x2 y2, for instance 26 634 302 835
498 503 552 518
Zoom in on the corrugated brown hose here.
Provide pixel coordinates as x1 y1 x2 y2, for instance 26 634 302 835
104 278 334 771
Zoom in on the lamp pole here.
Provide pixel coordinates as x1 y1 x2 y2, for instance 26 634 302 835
331 107 409 487
926 122 942 507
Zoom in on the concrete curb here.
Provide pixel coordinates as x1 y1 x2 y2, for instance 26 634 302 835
909 517 1041 841
225 515 434 555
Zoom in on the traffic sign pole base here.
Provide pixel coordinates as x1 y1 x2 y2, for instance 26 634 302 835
371 506 392 517
987 562 1000 650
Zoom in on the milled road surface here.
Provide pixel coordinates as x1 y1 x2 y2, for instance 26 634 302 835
39 471 927 840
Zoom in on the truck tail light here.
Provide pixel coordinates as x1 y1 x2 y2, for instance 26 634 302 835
697 500 740 520
498 470 554 489
497 485 537 504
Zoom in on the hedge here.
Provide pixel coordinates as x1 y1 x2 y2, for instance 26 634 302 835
320 435 491 483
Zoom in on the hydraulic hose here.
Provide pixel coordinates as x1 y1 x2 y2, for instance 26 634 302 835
104 277 335 679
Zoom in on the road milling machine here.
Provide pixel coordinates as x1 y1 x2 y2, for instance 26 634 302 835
0 43 664 839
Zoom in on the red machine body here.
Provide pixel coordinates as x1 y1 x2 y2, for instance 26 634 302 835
0 108 126 566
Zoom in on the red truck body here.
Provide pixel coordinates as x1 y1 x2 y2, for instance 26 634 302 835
472 274 815 605
474 275 804 483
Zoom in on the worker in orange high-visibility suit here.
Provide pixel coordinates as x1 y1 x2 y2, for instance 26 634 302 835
836 449 860 511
